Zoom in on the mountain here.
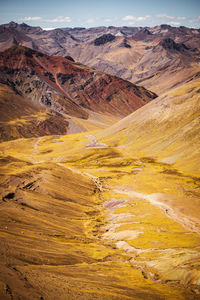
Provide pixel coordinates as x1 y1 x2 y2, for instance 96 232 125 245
1 22 199 94
0 45 156 141
98 73 200 174
96 73 200 231
0 83 69 141
0 45 156 126
0 21 41 52
0 22 200 300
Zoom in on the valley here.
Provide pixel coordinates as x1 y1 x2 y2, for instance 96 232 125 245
0 127 200 299
0 21 200 299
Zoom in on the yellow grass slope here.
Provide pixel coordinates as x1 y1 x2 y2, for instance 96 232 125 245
0 77 200 299
99 76 200 176
95 76 200 237
0 83 69 141
1 154 197 299
0 83 119 141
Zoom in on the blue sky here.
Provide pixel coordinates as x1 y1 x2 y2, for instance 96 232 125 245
0 0 200 29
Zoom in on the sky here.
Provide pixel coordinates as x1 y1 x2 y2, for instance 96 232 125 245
0 0 200 29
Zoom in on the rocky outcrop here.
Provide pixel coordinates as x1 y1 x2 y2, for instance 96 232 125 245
94 34 116 46
64 55 75 62
120 39 131 48
159 38 189 53
0 83 68 141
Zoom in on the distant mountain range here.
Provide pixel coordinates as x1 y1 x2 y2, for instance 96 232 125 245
1 22 200 94
0 21 200 142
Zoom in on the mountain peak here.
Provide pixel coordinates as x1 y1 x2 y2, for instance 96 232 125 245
94 34 116 46
159 38 189 52
160 24 172 29
3 45 44 57
21 22 30 27
2 21 43 33
8 21 18 27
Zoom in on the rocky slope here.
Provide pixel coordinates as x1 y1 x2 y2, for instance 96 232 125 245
1 22 199 94
0 83 68 141
0 45 156 118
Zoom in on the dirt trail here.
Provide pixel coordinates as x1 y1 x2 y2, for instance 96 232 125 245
85 134 108 148
12 152 200 295
114 186 200 235
26 137 43 164
97 184 200 291
56 160 200 237
33 137 42 156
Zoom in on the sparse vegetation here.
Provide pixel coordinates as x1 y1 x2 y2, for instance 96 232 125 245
0 21 200 300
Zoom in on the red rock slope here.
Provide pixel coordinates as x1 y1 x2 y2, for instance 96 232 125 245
0 45 157 118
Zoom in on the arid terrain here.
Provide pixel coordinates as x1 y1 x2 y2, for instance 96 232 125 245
1 22 200 94
0 22 200 300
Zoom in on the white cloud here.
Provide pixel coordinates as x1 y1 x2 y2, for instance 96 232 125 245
156 14 186 21
137 16 150 21
50 16 71 23
169 21 181 26
122 15 135 21
85 18 97 23
177 16 186 20
156 13 175 20
128 22 135 26
43 27 56 30
103 18 113 22
23 16 43 21
122 15 150 22
189 16 200 24
20 16 71 23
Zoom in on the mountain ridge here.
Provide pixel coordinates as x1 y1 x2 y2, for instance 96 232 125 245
0 45 157 115
1 22 199 95
0 44 157 141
